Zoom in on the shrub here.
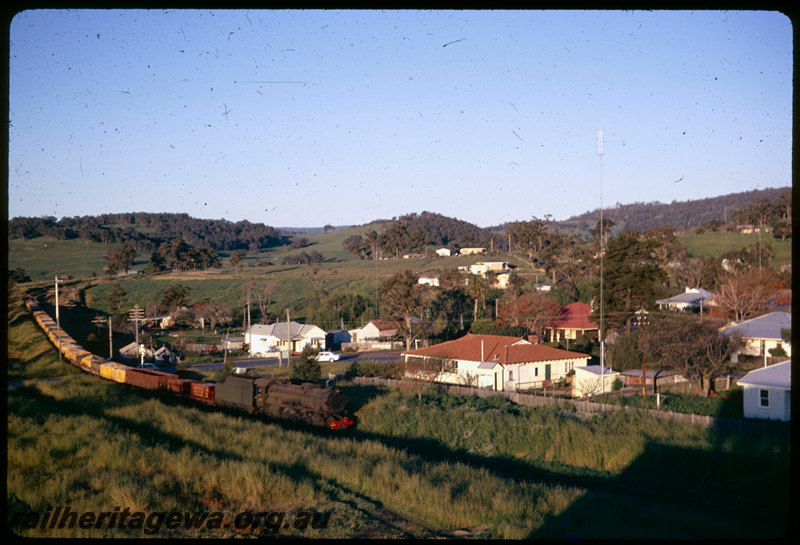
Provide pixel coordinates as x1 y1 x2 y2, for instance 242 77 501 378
290 346 322 383
347 360 401 379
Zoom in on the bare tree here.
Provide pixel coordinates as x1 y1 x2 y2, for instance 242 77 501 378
243 279 278 323
642 316 742 396
402 356 450 399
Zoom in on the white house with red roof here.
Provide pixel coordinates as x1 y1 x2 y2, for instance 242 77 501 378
401 333 590 391
545 302 599 344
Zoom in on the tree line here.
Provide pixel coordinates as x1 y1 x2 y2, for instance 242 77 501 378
554 186 790 238
8 212 285 252
343 213 505 260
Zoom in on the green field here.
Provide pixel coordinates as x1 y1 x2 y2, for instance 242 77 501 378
678 230 792 269
8 227 791 337
6 291 792 538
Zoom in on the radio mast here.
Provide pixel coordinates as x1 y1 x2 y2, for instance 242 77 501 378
597 130 605 393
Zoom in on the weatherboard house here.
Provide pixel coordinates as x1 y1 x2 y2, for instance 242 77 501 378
738 360 791 422
401 333 590 392
245 322 326 356
656 287 716 312
721 312 792 362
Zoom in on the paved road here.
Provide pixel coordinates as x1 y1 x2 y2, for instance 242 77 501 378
182 350 403 372
8 351 403 384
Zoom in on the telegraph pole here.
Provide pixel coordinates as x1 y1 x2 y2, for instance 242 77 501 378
128 304 144 345
108 316 113 359
285 308 291 366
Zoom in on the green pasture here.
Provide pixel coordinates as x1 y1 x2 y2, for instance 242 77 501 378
678 231 791 270
8 229 791 329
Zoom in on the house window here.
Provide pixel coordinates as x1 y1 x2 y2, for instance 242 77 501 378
509 370 514 381
441 359 457 373
760 389 770 408
534 367 538 377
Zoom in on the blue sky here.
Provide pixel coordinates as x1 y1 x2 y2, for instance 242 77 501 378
8 9 792 228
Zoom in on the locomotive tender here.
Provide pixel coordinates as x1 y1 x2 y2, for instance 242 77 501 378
23 296 353 430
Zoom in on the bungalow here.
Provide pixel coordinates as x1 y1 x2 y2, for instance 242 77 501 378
418 276 440 287
493 273 511 289
401 333 591 392
460 247 486 256
469 260 509 276
435 248 452 257
160 306 199 329
119 342 154 362
656 287 716 312
245 321 326 356
572 365 621 397
348 319 413 343
737 360 791 422
154 346 177 365
546 302 598 344
721 312 792 363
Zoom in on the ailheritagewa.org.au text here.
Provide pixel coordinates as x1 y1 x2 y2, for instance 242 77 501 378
11 505 332 535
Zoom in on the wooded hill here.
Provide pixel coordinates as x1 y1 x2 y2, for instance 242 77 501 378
8 187 790 253
8 212 285 252
551 187 791 238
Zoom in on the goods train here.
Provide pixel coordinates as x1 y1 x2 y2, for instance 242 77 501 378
23 296 354 430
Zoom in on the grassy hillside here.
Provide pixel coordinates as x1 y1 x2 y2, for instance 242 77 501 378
678 231 792 269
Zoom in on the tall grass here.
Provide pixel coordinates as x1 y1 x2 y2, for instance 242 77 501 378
7 289 790 538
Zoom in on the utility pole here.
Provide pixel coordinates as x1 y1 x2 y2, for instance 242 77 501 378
55 276 64 365
642 339 647 399
128 304 144 345
108 316 113 359
286 308 291 364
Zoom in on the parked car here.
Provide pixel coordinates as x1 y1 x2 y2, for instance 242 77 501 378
137 363 158 370
315 351 340 362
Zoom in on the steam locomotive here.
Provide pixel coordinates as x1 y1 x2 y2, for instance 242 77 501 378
23 296 354 430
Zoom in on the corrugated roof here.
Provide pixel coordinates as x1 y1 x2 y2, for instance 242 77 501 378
721 312 791 340
656 288 716 305
738 360 791 389
249 322 323 340
550 302 598 330
575 365 618 376
403 333 591 364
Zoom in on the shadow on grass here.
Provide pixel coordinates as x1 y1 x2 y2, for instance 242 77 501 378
6 383 441 538
527 420 791 539
8 372 792 539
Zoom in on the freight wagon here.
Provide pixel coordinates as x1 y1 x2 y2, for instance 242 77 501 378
23 296 353 430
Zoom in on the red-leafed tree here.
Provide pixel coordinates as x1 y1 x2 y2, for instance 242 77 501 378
497 292 564 341
712 270 790 322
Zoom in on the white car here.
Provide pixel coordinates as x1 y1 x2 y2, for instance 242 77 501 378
315 351 340 362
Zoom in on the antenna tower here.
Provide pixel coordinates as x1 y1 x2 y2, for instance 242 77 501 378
597 130 605 392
